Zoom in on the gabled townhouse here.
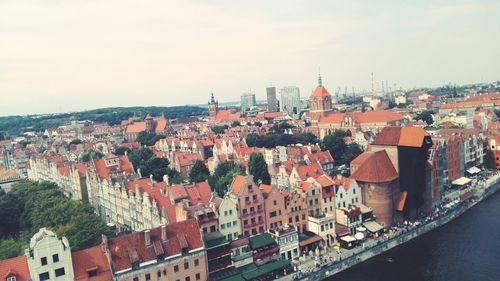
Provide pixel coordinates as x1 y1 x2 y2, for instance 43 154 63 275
284 190 309 233
212 193 242 241
260 184 287 231
333 176 362 210
230 175 266 237
301 178 322 217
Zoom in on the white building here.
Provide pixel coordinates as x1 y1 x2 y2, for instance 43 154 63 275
307 213 336 246
25 228 75 281
279 86 302 119
214 193 242 241
269 225 299 261
241 92 256 111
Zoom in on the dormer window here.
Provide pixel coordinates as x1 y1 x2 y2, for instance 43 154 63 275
7 276 16 281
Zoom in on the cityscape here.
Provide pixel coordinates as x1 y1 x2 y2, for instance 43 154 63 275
1 1 500 281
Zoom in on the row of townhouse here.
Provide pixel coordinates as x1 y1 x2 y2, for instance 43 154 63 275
155 137 214 160
27 154 88 201
0 220 209 281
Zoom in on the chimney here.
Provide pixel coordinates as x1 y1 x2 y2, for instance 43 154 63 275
149 174 154 187
144 230 151 246
163 174 170 186
161 225 167 242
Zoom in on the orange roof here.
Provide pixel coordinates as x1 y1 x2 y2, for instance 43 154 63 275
350 150 398 183
0 256 30 281
125 121 147 134
315 174 334 187
72 245 112 281
310 85 331 98
372 126 430 148
396 191 407 212
230 175 249 196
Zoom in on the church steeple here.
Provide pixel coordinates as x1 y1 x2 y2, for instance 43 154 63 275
318 72 322 87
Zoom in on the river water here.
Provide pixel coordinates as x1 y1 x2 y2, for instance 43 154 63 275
328 190 500 281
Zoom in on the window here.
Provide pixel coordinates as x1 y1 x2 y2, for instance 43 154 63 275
229 210 233 215
88 269 98 277
39 272 50 281
221 224 226 229
41 257 47 266
194 259 199 267
174 265 179 273
157 271 161 278
163 270 167 276
196 273 201 280
145 274 151 281
273 200 277 206
186 277 191 281
55 267 65 277
7 277 16 281
184 261 189 270
133 277 139 281
52 254 59 263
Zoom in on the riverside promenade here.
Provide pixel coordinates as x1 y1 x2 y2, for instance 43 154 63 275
278 172 500 281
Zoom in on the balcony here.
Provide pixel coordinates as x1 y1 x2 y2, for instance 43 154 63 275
253 199 259 204
257 209 263 214
242 212 249 218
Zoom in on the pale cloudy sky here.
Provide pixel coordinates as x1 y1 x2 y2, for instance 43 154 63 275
1 0 499 116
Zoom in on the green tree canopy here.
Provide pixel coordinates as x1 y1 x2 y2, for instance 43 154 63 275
0 181 111 259
415 110 435 125
80 150 104 162
69 139 83 145
189 160 210 183
136 131 165 146
246 133 318 148
114 146 131 155
211 125 229 134
248 152 271 185
208 161 245 196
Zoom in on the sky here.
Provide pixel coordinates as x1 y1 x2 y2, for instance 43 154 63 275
1 0 499 116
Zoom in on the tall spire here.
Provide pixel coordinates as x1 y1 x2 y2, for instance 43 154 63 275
318 69 322 86
210 91 215 103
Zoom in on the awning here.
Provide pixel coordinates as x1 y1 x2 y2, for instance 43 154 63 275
340 236 357 243
466 167 481 175
299 235 323 247
452 177 472 186
363 221 384 233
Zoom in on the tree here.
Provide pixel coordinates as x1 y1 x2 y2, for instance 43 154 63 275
80 151 104 162
136 131 165 146
189 160 210 183
0 181 111 259
341 143 364 165
69 139 83 145
114 146 131 155
208 161 245 196
248 153 270 185
415 111 434 125
0 189 20 238
211 125 228 134
231 121 241 127
165 167 183 184
127 147 154 170
321 131 348 162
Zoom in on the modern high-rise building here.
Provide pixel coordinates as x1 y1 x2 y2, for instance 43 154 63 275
266 87 278 112
240 92 256 111
279 86 301 118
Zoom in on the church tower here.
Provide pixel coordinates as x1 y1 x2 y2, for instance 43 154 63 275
208 92 219 118
145 114 154 132
309 73 332 118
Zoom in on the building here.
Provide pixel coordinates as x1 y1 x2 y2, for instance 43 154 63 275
279 86 302 119
240 92 256 111
261 184 287 231
208 92 219 118
248 233 280 266
230 175 266 237
307 213 335 246
369 126 433 219
351 150 400 227
266 87 278 112
25 228 75 281
284 190 309 233
309 74 332 120
103 220 208 281
124 114 169 142
203 232 233 276
268 226 300 261
213 193 242 241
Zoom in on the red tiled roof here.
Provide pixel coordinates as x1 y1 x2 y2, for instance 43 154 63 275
296 162 324 180
0 256 30 281
126 122 147 134
299 235 323 247
350 150 398 183
72 245 112 281
108 220 203 272
310 85 331 98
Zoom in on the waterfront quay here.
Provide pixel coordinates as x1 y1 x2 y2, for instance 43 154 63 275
277 172 500 281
